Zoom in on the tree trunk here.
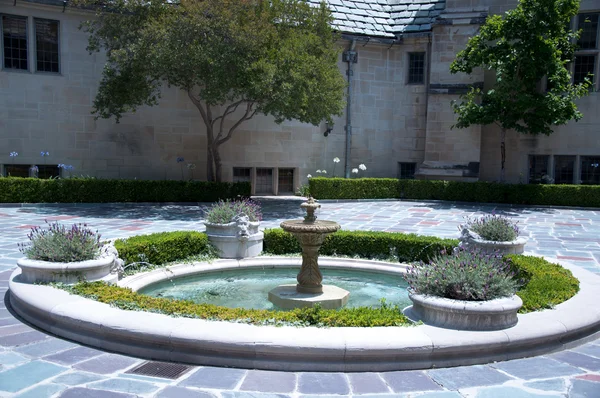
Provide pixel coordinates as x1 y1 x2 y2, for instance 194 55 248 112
206 139 215 182
500 127 506 182
213 144 223 183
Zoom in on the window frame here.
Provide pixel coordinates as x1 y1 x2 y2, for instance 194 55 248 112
407 52 426 85
572 11 600 91
1 14 29 72
398 162 417 180
33 17 60 74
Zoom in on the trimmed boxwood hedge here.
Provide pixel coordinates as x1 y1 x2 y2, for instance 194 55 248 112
0 177 250 203
308 177 600 207
263 228 458 263
70 230 580 325
60 282 411 327
114 231 212 267
507 254 580 313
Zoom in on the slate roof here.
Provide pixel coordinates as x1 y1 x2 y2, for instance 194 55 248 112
308 0 446 38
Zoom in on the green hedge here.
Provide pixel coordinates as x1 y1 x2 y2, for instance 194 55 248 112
308 178 600 207
114 231 211 266
60 282 411 327
0 177 250 203
264 229 458 263
507 255 580 313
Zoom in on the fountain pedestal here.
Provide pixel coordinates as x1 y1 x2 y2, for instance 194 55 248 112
268 197 349 309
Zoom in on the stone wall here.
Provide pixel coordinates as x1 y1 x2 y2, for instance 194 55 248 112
0 1 431 192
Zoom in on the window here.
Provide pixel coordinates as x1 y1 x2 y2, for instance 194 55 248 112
554 156 575 184
278 168 294 193
580 156 600 185
35 19 59 73
407 52 425 84
398 162 416 179
233 167 251 183
2 15 28 70
574 13 599 89
528 155 549 183
255 168 273 194
3 164 29 177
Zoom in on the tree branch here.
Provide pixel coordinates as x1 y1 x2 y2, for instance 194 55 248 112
187 90 208 125
212 100 244 130
216 102 256 146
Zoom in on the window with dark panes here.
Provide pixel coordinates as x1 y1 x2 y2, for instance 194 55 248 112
35 19 59 73
553 156 575 184
2 15 28 70
580 156 600 185
574 13 599 89
398 162 416 179
278 168 294 193
233 167 251 183
3 164 29 177
528 155 549 183
255 168 273 194
408 52 425 84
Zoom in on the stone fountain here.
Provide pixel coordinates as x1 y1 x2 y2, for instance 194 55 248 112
268 197 349 309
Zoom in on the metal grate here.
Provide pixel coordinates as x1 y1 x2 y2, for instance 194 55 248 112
125 361 192 380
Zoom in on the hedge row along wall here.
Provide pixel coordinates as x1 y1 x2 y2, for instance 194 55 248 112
308 178 600 207
0 178 250 203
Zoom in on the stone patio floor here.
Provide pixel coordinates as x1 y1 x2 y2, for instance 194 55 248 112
1 198 599 397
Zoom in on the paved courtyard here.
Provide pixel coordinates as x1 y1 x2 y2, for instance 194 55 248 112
1 198 599 397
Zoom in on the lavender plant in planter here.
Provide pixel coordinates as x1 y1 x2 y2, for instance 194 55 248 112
203 199 263 259
16 222 122 284
403 248 523 331
458 214 527 255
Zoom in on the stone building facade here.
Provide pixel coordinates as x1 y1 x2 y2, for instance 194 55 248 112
0 0 598 194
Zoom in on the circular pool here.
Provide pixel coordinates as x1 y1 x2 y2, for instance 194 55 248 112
139 267 410 310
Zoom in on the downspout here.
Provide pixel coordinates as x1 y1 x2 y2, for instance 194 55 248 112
343 40 357 178
424 34 432 129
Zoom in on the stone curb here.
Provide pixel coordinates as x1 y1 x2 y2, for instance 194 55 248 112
8 257 600 372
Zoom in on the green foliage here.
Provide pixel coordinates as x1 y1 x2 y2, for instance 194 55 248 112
0 177 250 203
450 0 591 136
204 199 262 224
507 255 580 313
61 282 411 327
19 222 101 262
264 229 458 263
75 0 346 181
405 249 520 301
114 231 211 267
308 178 400 199
308 178 600 207
466 214 519 242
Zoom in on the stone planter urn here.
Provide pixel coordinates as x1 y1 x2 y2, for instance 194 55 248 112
205 214 263 259
16 243 124 285
404 293 523 331
457 226 527 255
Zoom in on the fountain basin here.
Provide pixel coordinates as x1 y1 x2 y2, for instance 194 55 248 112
8 257 600 371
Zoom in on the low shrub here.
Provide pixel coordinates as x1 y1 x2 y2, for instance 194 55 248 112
204 199 262 224
465 214 519 242
114 231 211 267
405 249 520 301
61 282 411 327
308 177 600 207
0 177 250 203
18 222 101 262
507 255 580 313
264 229 458 263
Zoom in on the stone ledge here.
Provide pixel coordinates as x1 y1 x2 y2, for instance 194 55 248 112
8 257 600 372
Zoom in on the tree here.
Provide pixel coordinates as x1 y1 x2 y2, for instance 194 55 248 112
77 0 346 181
449 0 591 181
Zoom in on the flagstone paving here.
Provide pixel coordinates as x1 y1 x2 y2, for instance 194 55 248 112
1 198 599 397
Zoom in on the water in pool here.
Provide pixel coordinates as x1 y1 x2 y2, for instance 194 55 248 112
139 268 410 310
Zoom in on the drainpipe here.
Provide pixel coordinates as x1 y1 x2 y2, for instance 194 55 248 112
343 40 357 178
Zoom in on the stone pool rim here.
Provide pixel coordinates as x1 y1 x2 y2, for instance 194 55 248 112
8 256 600 372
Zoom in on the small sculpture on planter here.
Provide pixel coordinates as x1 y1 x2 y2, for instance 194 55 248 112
203 199 263 259
458 214 527 255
